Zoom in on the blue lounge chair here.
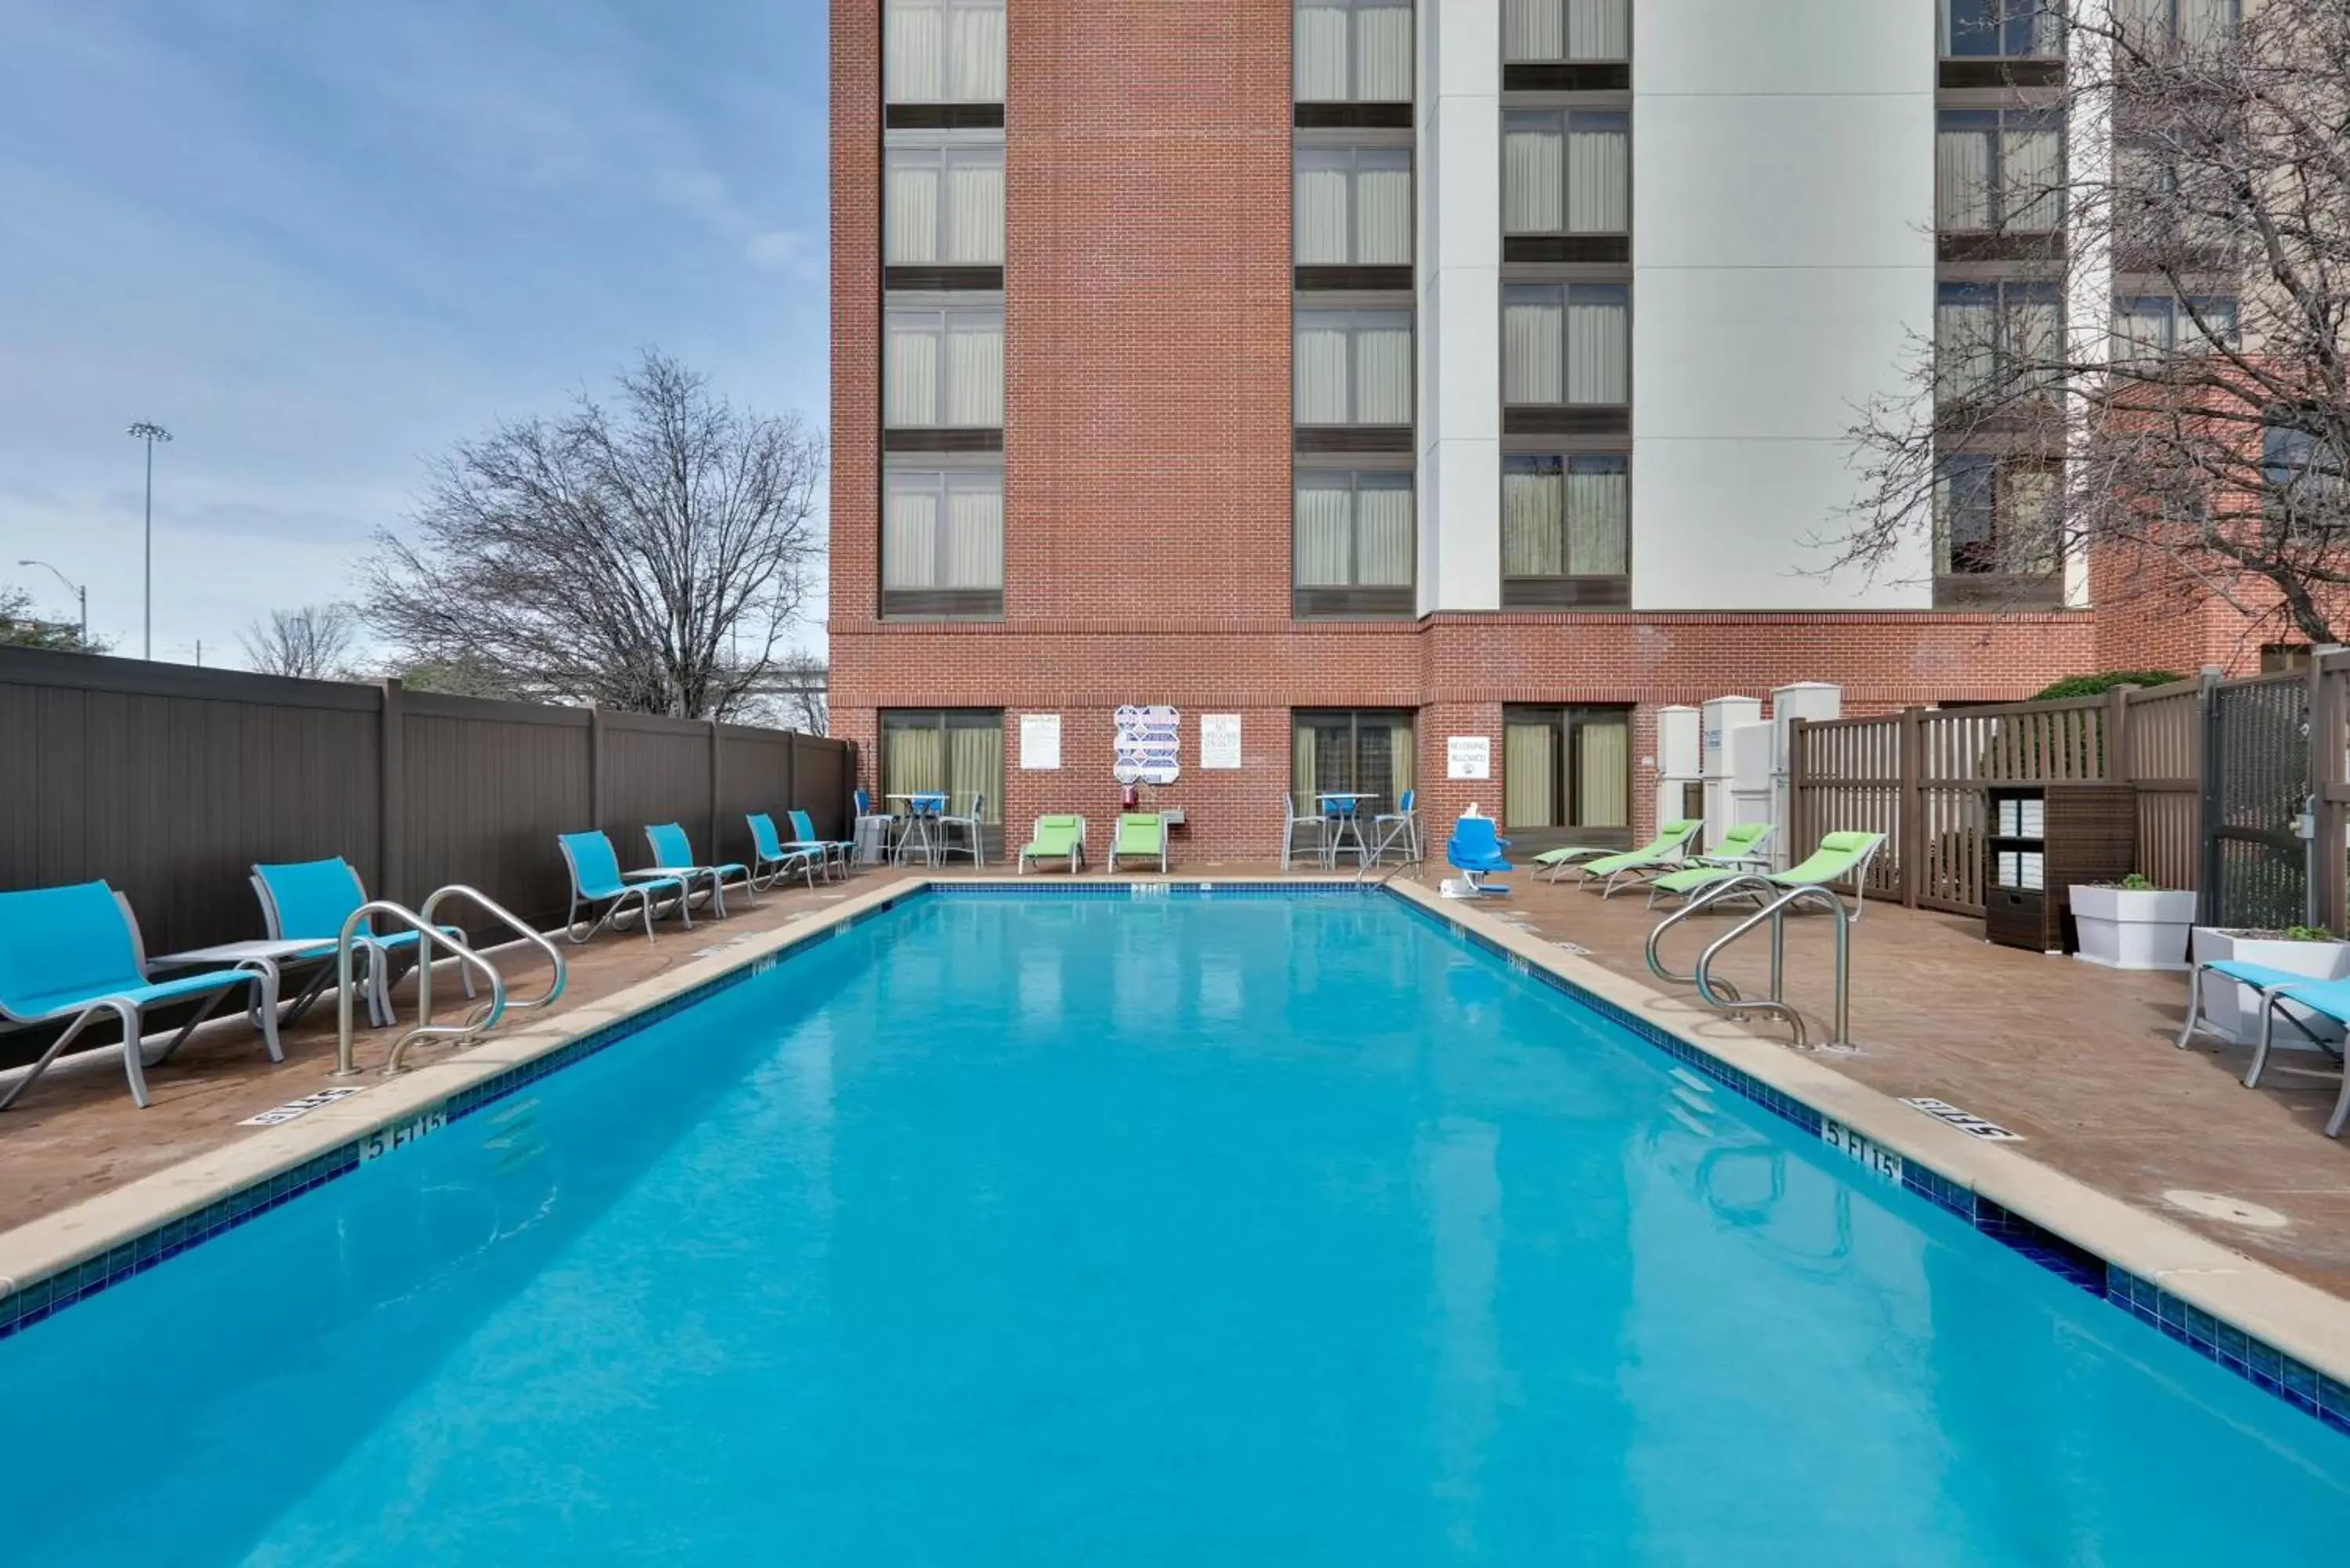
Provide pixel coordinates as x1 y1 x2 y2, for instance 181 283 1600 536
747 813 822 891
254 857 472 1028
2178 958 2350 1137
787 810 855 879
557 831 692 943
645 822 754 919
1445 814 1514 896
0 881 283 1110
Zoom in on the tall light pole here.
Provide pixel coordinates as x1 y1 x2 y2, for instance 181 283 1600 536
16 559 88 644
126 421 172 660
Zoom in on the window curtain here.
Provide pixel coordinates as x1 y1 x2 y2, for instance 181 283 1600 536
1936 284 1998 402
886 157 941 264
1503 116 1564 233
885 317 940 426
1294 317 1350 423
1355 156 1412 264
1577 717 1630 827
1503 288 1563 403
947 152 1004 265
946 721 1003 822
884 721 946 797
2110 295 2170 363
1356 1 1414 99
2023 0 2066 56
1505 0 1564 61
1502 464 1564 576
1365 716 1415 800
1998 466 2062 573
947 0 1007 100
945 482 1003 588
2006 286 2063 391
2115 0 2170 48
1504 724 1558 827
2177 0 2236 55
1935 457 1998 573
945 317 1003 425
1296 482 1353 586
884 484 940 588
1936 121 1993 230
885 1 945 102
1567 461 1628 573
1295 157 1350 264
1567 287 1629 404
2002 121 2063 232
1568 0 1630 59
1355 317 1412 424
1295 5 1349 99
1354 483 1414 586
1290 722 1318 800
1567 115 1629 232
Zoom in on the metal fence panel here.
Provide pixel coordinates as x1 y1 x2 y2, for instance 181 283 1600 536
2203 672 2310 930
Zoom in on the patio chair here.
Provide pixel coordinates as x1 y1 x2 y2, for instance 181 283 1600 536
2177 960 2350 1138
645 822 754 919
938 792 989 866
1018 815 1086 874
1648 831 1887 919
1444 814 1514 896
787 810 857 878
0 880 283 1111
1536 818 1700 884
1281 793 1326 870
254 857 473 1029
746 813 822 891
557 831 692 944
1107 813 1168 873
1370 788 1421 864
1689 822 1777 873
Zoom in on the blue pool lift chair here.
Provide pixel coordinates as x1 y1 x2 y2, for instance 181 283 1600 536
253 857 473 1029
644 822 754 919
746 813 822 891
1444 811 1516 897
558 831 692 944
0 881 283 1110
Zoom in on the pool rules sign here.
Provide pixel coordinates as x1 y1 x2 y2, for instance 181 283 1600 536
1114 706 1181 784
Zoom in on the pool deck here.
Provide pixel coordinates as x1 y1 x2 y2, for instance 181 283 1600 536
3 858 2348 1339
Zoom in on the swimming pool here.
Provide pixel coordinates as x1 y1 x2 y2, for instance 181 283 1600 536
3 888 2346 1563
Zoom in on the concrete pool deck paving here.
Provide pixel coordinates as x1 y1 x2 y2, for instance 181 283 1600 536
3 859 2349 1386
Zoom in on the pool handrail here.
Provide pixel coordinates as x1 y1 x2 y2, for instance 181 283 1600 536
1689 883 1854 1051
331 900 507 1080
408 884 567 1068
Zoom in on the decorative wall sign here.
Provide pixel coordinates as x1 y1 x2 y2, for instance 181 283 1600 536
1447 735 1492 781
1020 712 1062 771
1199 714 1242 770
1114 705 1181 784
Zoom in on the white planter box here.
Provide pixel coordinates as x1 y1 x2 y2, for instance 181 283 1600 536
2188 927 2350 1048
2070 886 2196 971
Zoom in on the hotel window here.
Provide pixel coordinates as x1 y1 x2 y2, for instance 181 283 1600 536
885 141 1004 268
1502 455 1628 607
1295 471 1414 616
1502 284 1629 406
1294 0 1413 103
882 468 1003 619
1295 311 1413 427
1502 706 1631 841
1935 453 2062 604
1295 149 1412 266
1292 710 1416 809
1935 281 2063 404
2262 414 2346 518
1502 112 1628 237
2111 294 2238 361
1940 0 2062 57
2116 0 2238 55
1936 110 2064 233
884 306 1004 431
885 0 1007 106
1503 0 1630 62
880 709 1005 829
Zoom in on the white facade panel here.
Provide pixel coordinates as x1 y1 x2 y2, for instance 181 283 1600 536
1633 267 1925 440
1633 0 1931 96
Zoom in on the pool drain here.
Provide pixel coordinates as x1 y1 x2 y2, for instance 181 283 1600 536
2160 1190 2290 1230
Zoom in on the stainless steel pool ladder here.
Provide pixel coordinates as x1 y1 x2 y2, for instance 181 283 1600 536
1644 876 1853 1050
329 885 568 1078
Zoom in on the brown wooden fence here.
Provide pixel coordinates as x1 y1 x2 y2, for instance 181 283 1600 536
0 647 852 964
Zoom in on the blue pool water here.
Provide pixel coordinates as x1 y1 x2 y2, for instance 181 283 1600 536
4 891 2347 1564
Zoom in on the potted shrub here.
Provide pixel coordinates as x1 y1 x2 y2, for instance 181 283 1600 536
2070 874 2196 971
2187 922 2350 1046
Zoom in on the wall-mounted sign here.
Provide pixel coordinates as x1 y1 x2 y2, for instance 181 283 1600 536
1020 712 1062 771
1199 714 1242 770
1114 705 1181 784
1447 735 1492 781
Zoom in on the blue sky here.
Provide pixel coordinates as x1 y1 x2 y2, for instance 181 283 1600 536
0 0 831 666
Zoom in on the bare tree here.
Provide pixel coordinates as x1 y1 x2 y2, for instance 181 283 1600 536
0 587 109 654
769 650 829 734
1841 0 2350 644
240 604 360 680
364 351 826 718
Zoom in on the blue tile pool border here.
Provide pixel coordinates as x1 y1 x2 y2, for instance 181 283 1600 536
4 877 2348 1445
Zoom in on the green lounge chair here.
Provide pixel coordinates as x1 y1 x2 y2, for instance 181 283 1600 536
1108 813 1167 873
1535 818 1700 886
1018 815 1086 874
1690 822 1777 872
1649 831 1887 918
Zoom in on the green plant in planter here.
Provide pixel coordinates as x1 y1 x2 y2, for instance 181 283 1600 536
2119 873 2157 891
2282 924 2338 942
